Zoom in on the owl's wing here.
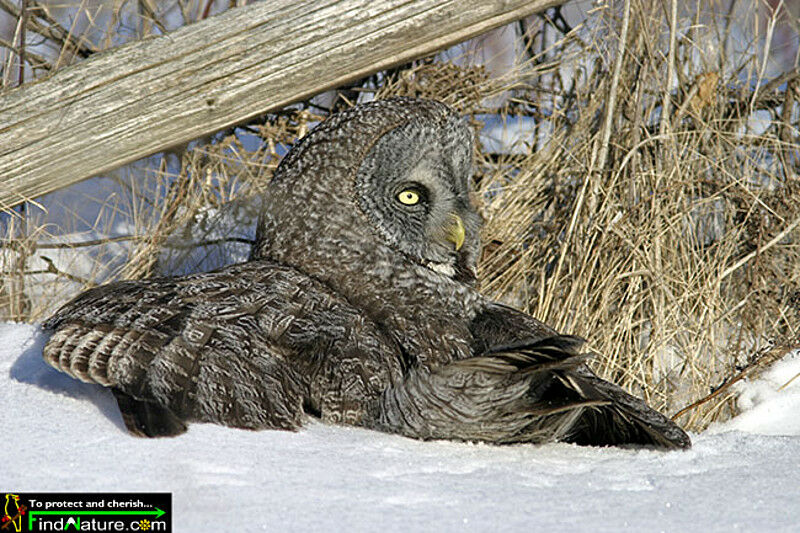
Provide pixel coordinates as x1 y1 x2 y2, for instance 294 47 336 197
469 301 559 350
372 335 599 444
473 302 691 448
371 303 690 448
42 263 308 437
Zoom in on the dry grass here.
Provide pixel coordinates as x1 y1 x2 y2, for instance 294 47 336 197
471 2 800 430
2 1 800 430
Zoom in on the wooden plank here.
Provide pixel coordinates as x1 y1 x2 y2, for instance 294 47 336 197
0 0 561 210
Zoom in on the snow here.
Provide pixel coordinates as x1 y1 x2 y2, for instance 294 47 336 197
716 351 800 437
3 322 800 532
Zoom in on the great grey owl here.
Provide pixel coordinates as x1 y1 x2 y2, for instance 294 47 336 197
42 97 690 448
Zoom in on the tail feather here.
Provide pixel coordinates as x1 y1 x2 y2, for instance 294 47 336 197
564 368 691 448
369 334 690 448
522 399 610 417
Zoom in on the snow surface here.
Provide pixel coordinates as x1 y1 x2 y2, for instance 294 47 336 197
3 322 800 532
719 350 800 437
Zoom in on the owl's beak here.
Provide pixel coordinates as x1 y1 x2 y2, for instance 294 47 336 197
446 213 466 251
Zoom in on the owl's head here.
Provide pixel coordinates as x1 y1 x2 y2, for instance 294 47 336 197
255 97 482 286
352 103 481 283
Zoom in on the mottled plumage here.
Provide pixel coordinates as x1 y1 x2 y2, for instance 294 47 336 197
43 97 690 448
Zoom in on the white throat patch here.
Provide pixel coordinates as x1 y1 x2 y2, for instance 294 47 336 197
425 261 456 278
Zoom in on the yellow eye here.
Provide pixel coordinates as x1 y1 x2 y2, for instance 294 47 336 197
397 189 420 205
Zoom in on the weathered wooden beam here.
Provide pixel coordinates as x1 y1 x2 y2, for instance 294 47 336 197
0 0 561 210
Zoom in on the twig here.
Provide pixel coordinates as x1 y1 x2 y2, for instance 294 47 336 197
138 0 168 35
0 36 50 71
0 0 96 58
671 344 793 421
2 0 23 86
6 235 144 249
539 6 573 35
673 78 702 123
162 236 255 249
176 0 192 25
30 0 96 56
778 371 800 392
595 0 631 173
14 235 254 249
658 0 677 137
750 4 779 112
201 0 215 20
33 256 92 285
779 76 797 180
720 216 800 281
17 0 28 85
